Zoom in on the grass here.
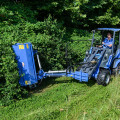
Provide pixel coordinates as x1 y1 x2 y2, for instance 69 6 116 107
0 76 120 120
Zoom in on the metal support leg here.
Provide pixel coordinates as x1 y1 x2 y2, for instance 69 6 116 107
37 54 42 70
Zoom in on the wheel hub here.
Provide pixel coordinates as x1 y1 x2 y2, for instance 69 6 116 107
106 75 110 84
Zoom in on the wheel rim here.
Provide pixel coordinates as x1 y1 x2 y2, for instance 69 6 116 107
106 75 110 84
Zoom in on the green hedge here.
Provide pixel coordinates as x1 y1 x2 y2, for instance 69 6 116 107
0 1 92 106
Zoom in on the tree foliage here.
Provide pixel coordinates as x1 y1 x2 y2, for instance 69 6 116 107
27 0 120 28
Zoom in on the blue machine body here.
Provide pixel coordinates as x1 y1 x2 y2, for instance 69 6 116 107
12 28 120 87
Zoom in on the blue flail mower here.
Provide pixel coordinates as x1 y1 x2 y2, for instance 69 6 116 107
12 43 89 87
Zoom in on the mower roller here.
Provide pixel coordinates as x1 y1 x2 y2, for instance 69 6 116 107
12 28 120 87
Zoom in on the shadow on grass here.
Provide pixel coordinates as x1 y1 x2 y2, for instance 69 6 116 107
30 77 96 94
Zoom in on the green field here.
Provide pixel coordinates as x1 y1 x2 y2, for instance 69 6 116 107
0 76 120 120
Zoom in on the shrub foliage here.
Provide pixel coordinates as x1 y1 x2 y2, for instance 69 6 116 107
0 1 90 105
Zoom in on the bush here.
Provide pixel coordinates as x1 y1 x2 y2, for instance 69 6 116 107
0 1 92 105
0 1 66 105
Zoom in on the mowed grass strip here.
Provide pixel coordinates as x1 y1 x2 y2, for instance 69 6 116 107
0 76 120 120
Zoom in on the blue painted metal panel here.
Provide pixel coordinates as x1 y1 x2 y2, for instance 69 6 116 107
67 71 88 82
97 28 120 32
114 49 120 59
38 69 45 79
113 59 120 68
12 43 38 86
106 55 113 68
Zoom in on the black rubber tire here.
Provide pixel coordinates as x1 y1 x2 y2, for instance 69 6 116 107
97 69 111 86
112 63 120 76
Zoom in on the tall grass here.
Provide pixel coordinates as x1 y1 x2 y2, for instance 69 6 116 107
0 76 120 120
